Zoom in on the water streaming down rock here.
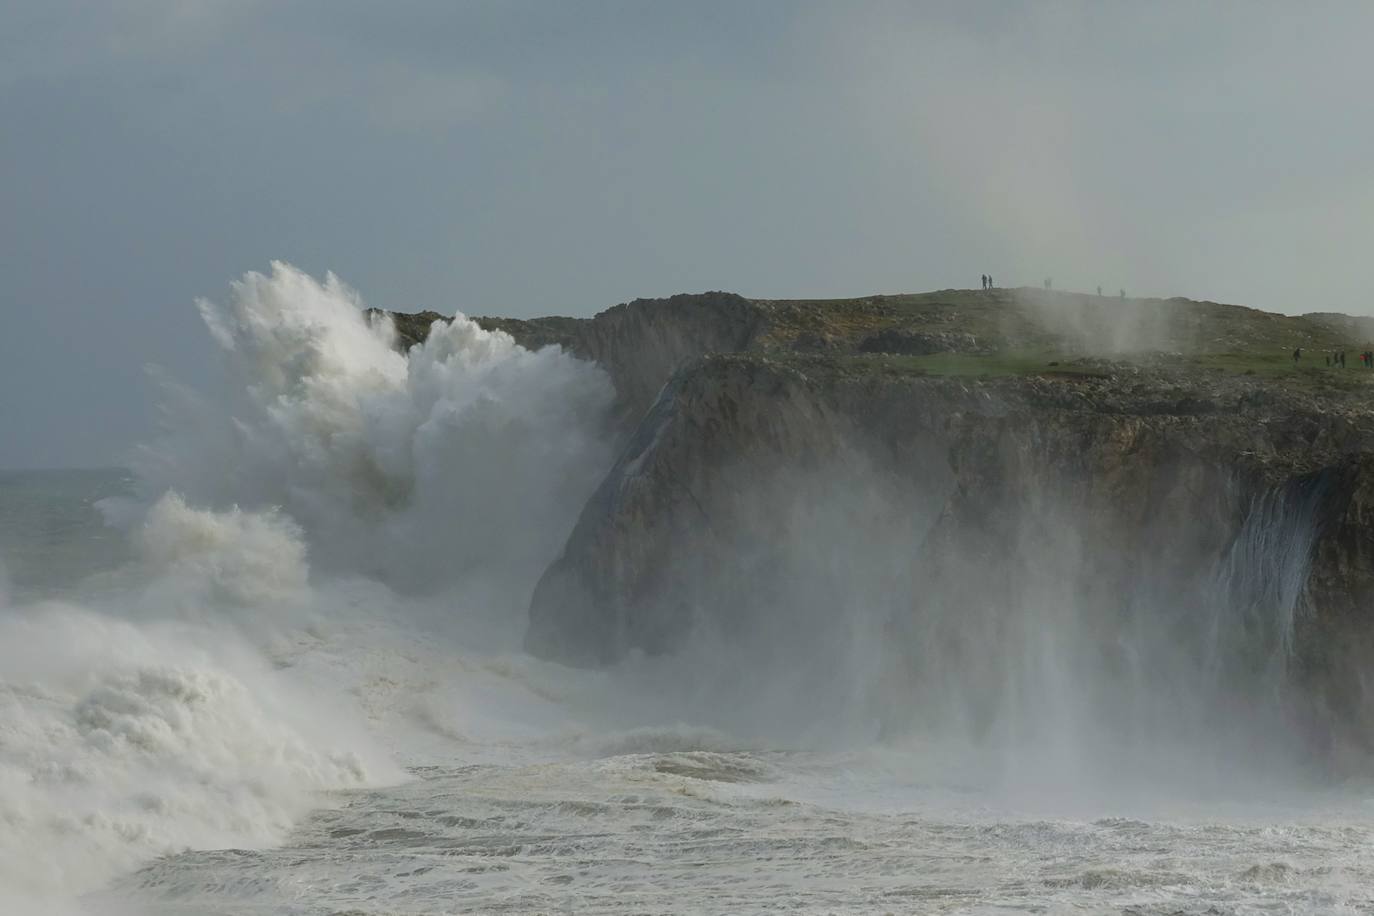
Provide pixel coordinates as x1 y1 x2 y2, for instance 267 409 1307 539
871 464 1342 782
1205 476 1331 693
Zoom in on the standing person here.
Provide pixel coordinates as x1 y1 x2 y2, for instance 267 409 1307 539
981 274 987 290
1119 289 1125 299
1044 277 1052 290
1293 348 1302 363
988 274 993 289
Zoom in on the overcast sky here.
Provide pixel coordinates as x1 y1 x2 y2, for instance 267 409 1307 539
3 1 1373 468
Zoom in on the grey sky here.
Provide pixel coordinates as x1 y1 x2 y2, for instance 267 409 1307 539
3 1 1373 468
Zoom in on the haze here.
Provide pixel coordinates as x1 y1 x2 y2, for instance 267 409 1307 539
3 1 1373 468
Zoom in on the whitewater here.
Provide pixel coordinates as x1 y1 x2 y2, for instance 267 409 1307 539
3 263 1373 915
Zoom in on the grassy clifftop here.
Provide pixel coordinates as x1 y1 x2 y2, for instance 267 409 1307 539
384 287 1374 396
747 287 1374 385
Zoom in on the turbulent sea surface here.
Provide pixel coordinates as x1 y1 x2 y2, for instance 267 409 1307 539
4 264 1374 915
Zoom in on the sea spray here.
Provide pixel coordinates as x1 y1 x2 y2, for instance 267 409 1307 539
894 469 1337 785
558 430 1342 788
136 262 615 625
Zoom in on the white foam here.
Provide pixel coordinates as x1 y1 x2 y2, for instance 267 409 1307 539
0 263 620 909
0 599 398 905
0 491 412 911
136 261 614 618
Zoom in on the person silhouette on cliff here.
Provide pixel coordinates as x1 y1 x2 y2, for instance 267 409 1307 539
981 274 987 290
988 274 993 289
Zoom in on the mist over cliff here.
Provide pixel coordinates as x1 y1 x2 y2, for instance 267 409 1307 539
406 286 1374 781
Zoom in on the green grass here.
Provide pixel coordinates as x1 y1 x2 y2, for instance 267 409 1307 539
760 288 1374 365
1191 351 1374 386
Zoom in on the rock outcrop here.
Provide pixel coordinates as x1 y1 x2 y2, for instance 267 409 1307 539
476 292 767 429
391 288 1374 765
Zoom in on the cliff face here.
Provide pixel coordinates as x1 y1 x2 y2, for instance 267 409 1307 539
389 288 1374 764
526 353 1374 761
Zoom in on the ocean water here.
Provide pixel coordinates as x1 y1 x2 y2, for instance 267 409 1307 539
0 467 136 604
4 263 1374 915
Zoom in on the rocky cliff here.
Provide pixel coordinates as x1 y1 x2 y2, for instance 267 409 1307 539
394 288 1374 765
477 292 767 429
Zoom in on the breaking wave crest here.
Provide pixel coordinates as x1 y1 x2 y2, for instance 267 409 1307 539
133 262 614 605
0 501 397 907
